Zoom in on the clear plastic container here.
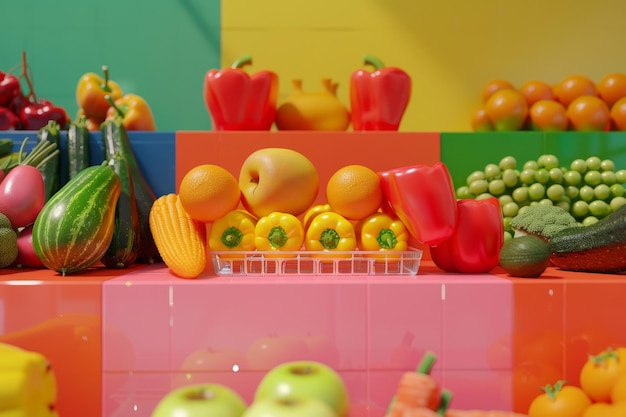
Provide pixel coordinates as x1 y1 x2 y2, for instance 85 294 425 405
210 248 422 276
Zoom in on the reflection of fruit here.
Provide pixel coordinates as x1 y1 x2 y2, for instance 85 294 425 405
484 89 528 131
554 74 597 107
239 148 319 218
481 79 515 103
254 360 350 417
303 334 340 368
389 331 422 369
529 100 568 131
597 73 626 107
519 80 556 106
326 165 383 221
243 396 338 417
151 383 247 417
510 360 563 414
566 95 610 131
179 164 241 223
173 348 249 389
247 335 310 371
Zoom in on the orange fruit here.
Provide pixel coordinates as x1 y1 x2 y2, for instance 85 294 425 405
597 72 626 107
326 165 383 221
554 74 597 107
610 96 626 130
481 79 515 103
566 95 610 131
470 107 492 131
484 88 528 131
519 80 555 106
529 99 568 131
178 164 241 223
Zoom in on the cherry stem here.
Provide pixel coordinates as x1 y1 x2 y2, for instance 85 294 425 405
21 51 37 102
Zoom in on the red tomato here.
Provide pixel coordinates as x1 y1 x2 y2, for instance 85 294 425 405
610 96 626 130
520 80 556 106
580 346 626 402
13 225 45 268
529 99 569 131
471 107 493 131
481 79 515 103
0 165 45 228
528 380 591 417
566 95 611 131
597 73 626 107
484 89 528 131
554 74 597 107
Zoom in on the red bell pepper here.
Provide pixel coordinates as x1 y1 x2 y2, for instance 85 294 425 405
379 162 457 245
349 55 411 131
204 55 278 130
430 197 504 274
0 72 21 107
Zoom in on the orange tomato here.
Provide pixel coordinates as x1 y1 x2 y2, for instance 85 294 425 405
611 372 626 403
529 99 568 131
579 346 626 403
470 107 493 131
582 402 612 417
597 73 626 107
528 380 591 417
481 79 515 103
520 80 556 106
610 96 626 130
484 88 528 131
554 75 597 107
566 95 610 131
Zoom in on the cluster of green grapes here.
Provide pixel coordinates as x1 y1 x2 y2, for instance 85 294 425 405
456 154 626 237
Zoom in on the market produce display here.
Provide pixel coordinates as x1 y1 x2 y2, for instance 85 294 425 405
472 73 626 132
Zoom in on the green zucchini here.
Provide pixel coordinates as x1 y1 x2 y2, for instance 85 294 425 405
101 155 141 268
0 138 14 157
549 204 626 273
32 162 121 276
67 117 91 179
101 119 161 263
499 235 551 278
37 120 62 200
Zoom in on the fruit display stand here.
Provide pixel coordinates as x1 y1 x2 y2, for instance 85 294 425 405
2 131 626 417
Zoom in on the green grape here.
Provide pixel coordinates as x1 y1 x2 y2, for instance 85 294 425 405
600 159 616 172
585 156 602 171
523 160 539 170
467 170 485 185
517 205 531 216
512 186 529 203
499 194 514 206
546 184 566 202
579 185 595 202
594 183 611 200
534 168 550 184
488 179 506 195
538 154 560 169
502 201 519 218
502 169 519 187
469 179 489 195
539 198 554 206
617 169 626 183
503 231 513 242
556 200 571 212
601 170 617 185
570 158 587 174
610 183 626 197
476 192 494 200
610 196 626 211
563 170 583 186
584 170 602 187
549 167 564 184
499 156 517 170
528 183 546 200
502 216 514 233
565 185 580 200
520 168 536 185
589 200 611 218
582 216 599 226
484 163 502 180
456 185 474 199
571 200 589 218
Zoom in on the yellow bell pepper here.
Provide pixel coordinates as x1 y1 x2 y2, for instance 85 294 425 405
75 65 123 122
0 343 57 416
255 212 304 256
356 212 409 258
303 203 331 231
305 211 357 256
105 93 157 131
209 210 257 256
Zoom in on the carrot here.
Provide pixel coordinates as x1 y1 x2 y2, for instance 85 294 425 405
149 193 207 278
445 410 529 417
390 390 453 417
390 351 441 411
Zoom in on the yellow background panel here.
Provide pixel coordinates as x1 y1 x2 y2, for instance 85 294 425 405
222 0 626 132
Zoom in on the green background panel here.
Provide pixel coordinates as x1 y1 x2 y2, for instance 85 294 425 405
0 0 221 131
544 132 626 169
440 132 545 190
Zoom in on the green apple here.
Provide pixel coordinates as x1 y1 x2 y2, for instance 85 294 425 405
254 360 349 417
151 383 247 417
243 396 338 417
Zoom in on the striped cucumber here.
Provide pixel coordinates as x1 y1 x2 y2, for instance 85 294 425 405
67 116 91 179
32 162 121 276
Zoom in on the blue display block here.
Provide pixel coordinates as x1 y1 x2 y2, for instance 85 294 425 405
1 130 176 197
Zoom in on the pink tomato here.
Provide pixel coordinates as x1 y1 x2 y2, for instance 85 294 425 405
0 165 45 228
13 224 45 268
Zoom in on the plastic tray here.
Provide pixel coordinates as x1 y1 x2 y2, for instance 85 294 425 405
210 248 422 276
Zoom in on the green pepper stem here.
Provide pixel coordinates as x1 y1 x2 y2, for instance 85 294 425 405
101 65 112 93
268 226 288 248
363 55 385 71
221 226 244 248
106 95 126 119
416 351 437 374
231 55 253 69
319 228 340 250
377 228 398 249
